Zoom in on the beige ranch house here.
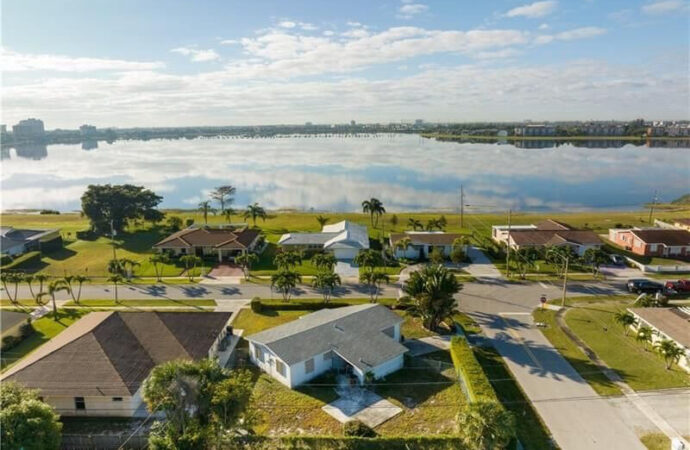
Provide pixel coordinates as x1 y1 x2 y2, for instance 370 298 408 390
246 304 408 388
278 220 369 260
153 225 262 262
1 311 234 417
492 219 602 257
389 231 465 259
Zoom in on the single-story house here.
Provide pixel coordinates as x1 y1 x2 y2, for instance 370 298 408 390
246 304 407 388
627 307 690 373
1 310 31 339
608 228 690 258
389 231 466 259
1 226 61 257
672 219 690 232
1 311 233 417
278 220 369 260
153 225 261 262
492 219 601 256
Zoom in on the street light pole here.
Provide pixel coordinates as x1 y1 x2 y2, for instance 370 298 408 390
561 255 569 307
506 208 512 278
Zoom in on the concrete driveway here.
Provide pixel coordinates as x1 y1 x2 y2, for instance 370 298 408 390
464 246 503 279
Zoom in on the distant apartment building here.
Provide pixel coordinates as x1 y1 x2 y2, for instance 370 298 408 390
12 118 45 140
583 123 625 136
513 124 556 136
666 124 690 137
79 124 98 136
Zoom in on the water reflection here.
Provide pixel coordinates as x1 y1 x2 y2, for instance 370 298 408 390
1 135 688 212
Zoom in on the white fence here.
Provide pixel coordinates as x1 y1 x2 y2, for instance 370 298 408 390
624 256 690 273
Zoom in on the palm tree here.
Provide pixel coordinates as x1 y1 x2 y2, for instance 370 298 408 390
243 203 267 227
425 218 442 231
407 218 423 231
455 401 515 450
72 275 89 304
23 274 36 301
654 339 684 370
210 185 236 213
119 258 140 280
360 270 389 302
198 201 214 225
354 249 383 272
107 274 124 304
362 198 385 228
0 272 23 305
107 258 124 275
33 274 50 304
180 255 202 281
403 265 461 331
37 280 71 318
274 251 302 270
315 215 329 228
312 271 341 303
583 247 609 278
223 207 236 224
235 252 259 280
312 253 337 272
635 326 654 351
613 311 637 336
149 253 171 282
271 270 301 301
394 237 412 257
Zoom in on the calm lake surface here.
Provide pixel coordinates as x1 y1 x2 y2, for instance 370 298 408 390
1 134 689 212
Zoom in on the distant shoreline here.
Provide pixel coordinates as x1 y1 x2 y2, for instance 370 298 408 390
422 133 690 141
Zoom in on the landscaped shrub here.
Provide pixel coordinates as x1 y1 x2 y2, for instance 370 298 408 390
0 255 12 266
223 435 465 449
19 320 34 338
39 209 60 215
343 420 376 437
449 336 498 403
2 335 20 352
185 218 195 227
250 297 262 313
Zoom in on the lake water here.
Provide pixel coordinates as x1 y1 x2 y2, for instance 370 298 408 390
1 134 688 212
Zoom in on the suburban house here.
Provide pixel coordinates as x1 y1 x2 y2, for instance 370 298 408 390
389 231 465 259
153 225 262 262
246 304 407 388
278 220 369 260
627 307 690 373
492 219 602 256
608 228 690 258
1 311 233 417
1 226 61 257
1 310 30 339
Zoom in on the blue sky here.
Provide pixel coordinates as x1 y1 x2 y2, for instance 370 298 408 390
2 0 688 128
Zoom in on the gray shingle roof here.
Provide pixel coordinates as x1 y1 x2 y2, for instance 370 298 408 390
247 304 406 371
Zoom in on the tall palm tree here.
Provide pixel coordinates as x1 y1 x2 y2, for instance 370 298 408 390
362 198 385 228
23 274 36 301
613 311 637 336
34 274 50 304
198 201 214 225
654 339 684 370
425 218 442 231
37 280 71 318
360 270 389 302
312 271 341 303
315 215 329 228
235 252 259 280
407 218 423 231
223 207 236 224
0 272 23 305
243 203 267 227
72 275 90 304
107 274 124 304
403 265 461 331
119 258 140 280
149 253 171 282
271 270 301 302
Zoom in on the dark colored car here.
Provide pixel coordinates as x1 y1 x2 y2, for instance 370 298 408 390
609 254 626 266
665 279 690 292
627 279 664 294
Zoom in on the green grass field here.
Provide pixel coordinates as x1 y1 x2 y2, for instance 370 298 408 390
3 208 689 277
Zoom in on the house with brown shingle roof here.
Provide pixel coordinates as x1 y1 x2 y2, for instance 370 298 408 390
389 231 466 259
627 307 690 373
609 228 690 258
492 220 601 256
1 311 233 417
153 225 262 262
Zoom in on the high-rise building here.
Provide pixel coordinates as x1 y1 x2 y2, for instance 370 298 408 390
12 118 45 140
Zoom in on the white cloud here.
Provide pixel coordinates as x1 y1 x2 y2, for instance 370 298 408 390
278 20 296 28
1 47 164 72
538 23 549 30
505 1 557 18
397 3 429 19
220 39 240 45
170 46 220 62
642 0 687 14
535 27 606 44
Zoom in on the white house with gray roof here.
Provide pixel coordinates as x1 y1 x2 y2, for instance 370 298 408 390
245 304 407 388
277 220 369 260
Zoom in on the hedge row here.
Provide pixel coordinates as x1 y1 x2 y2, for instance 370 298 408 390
224 435 465 450
450 336 498 403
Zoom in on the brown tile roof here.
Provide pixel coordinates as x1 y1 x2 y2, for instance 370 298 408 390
630 229 690 246
629 308 690 348
1 312 231 397
510 230 601 246
154 226 259 250
673 218 690 226
534 219 573 231
390 232 465 246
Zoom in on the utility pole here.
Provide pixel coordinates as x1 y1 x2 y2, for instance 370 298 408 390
561 256 569 307
505 208 512 278
648 190 658 224
110 219 117 260
460 185 465 229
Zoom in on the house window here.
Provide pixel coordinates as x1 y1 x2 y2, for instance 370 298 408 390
74 397 86 410
305 358 315 374
275 360 286 377
255 346 264 362
112 397 123 402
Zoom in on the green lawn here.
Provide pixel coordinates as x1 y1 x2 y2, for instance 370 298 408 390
62 299 216 308
233 309 310 335
563 301 690 391
1 309 89 370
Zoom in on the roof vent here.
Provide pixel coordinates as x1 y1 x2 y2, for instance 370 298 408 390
334 324 344 332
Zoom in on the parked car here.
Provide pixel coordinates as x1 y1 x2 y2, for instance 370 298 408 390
665 279 690 292
609 254 626 266
627 279 664 294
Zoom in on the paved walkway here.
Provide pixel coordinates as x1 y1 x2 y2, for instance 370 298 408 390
335 260 360 279
464 246 504 279
403 335 451 356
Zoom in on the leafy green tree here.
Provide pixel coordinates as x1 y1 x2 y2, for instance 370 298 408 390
271 270 301 301
654 339 684 370
312 271 341 302
362 198 385 228
315 215 329 228
243 203 267 227
274 251 302 270
210 185 236 213
37 280 71 318
149 253 171 282
198 201 215 225
312 253 337 272
429 247 445 265
106 274 124 304
360 270 389 302
545 245 577 277
455 401 515 450
583 247 609 278
235 253 259 280
407 218 423 231
81 184 162 234
450 238 468 264
389 214 398 227
180 255 202 281
613 311 637 336
354 249 383 272
0 382 62 450
403 265 461 331
513 247 540 279
166 216 183 232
